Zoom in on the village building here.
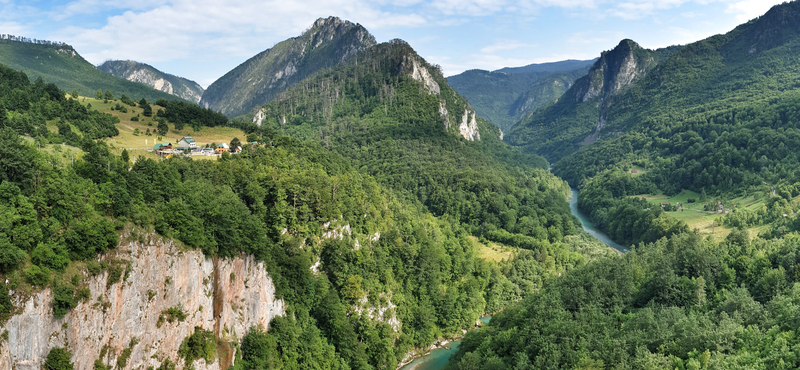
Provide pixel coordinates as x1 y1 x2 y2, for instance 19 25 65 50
177 136 197 150
152 142 172 153
215 142 230 154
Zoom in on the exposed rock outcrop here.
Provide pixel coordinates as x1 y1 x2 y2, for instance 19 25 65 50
575 39 653 104
407 57 440 95
458 109 480 141
0 233 284 370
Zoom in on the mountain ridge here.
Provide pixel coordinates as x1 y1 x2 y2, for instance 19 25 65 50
98 60 205 103
506 39 681 160
0 37 185 102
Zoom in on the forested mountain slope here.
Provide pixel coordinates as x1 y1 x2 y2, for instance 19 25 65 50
0 36 182 103
240 40 597 256
98 60 205 103
447 60 593 131
539 1 800 245
200 16 376 117
450 4 800 368
0 46 610 369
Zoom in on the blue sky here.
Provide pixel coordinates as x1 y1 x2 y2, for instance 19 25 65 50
0 0 787 87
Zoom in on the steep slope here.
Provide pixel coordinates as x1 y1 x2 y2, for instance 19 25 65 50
200 17 376 117
546 0 800 250
1 234 283 370
447 63 591 131
98 60 204 103
507 40 680 160
0 36 183 102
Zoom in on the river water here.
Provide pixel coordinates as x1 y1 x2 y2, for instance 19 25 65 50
399 189 626 370
400 316 492 370
569 188 628 252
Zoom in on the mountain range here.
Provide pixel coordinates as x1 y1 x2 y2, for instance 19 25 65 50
6 2 800 369
200 16 376 118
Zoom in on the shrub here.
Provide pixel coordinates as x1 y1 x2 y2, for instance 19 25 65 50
46 347 74 370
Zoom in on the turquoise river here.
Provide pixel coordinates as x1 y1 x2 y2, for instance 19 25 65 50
400 316 492 370
569 188 628 253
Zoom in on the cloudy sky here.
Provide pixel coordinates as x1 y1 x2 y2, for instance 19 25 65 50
0 0 787 87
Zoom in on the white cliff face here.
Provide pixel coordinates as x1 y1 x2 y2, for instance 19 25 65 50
408 58 440 95
439 101 450 130
0 234 284 370
253 108 266 127
458 109 481 141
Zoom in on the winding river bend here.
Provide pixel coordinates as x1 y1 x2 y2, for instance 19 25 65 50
569 188 629 253
399 189 627 370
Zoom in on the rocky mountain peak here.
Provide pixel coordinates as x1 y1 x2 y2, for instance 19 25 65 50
576 38 653 103
200 16 376 117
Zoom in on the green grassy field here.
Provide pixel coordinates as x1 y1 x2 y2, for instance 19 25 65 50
628 165 647 176
469 236 516 263
632 189 771 241
77 96 246 161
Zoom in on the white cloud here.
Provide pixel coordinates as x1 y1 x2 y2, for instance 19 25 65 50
60 0 426 65
480 39 537 54
0 21 28 36
725 0 786 22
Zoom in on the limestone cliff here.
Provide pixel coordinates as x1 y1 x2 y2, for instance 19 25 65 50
0 231 284 370
570 39 659 145
574 39 655 104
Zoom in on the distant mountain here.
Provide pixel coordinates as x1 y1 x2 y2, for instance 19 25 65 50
496 59 597 74
507 39 681 160
447 60 594 131
0 36 183 102
98 60 204 103
200 16 376 118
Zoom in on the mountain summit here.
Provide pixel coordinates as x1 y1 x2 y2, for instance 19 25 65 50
200 17 376 117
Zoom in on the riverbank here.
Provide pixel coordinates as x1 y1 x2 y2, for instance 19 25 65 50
569 188 628 253
397 316 492 370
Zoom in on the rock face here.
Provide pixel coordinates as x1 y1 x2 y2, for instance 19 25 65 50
574 39 654 104
458 109 481 141
98 60 205 103
201 16 376 118
407 56 441 95
0 233 284 370
568 39 658 145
